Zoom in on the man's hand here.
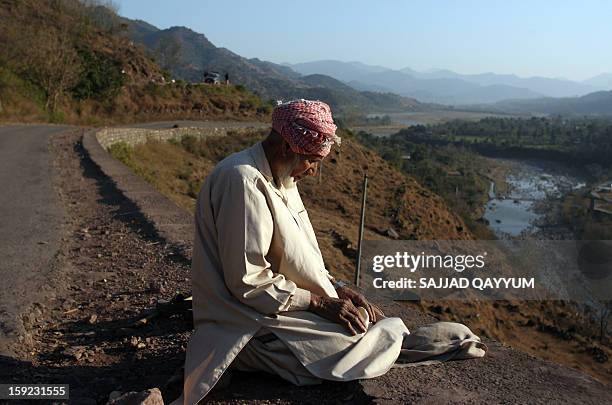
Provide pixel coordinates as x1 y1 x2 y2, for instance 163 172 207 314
336 286 385 323
309 294 367 335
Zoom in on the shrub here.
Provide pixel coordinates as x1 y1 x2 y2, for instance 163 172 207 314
179 135 201 155
108 141 134 166
72 50 125 102
48 109 65 123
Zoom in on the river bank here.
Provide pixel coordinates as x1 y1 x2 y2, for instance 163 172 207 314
483 158 587 239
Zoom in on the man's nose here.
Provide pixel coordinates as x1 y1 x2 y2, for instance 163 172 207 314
307 163 318 176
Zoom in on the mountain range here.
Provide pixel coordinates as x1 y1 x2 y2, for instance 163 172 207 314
288 60 610 105
99 7 612 116
102 12 426 115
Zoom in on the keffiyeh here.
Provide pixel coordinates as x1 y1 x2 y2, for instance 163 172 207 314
272 99 340 157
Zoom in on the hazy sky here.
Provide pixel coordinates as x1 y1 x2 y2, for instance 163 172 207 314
113 0 611 81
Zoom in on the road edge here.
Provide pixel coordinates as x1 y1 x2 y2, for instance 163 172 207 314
82 129 194 255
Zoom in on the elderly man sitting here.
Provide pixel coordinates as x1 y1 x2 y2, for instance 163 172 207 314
175 100 486 404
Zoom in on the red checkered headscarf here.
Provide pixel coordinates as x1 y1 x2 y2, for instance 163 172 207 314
271 99 340 158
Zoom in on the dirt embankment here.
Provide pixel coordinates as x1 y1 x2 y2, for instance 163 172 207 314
117 130 472 281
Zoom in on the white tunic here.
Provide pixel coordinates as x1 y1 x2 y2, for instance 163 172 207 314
176 142 409 404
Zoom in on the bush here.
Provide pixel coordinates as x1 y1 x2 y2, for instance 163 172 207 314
72 50 125 102
108 141 134 166
48 109 65 123
179 135 201 156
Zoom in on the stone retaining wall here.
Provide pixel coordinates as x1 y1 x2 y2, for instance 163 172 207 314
95 126 262 149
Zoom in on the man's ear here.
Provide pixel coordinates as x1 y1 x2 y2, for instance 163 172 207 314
281 140 291 157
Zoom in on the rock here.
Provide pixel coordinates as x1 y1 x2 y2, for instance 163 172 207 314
130 336 140 347
64 346 86 360
385 228 399 239
107 388 164 405
21 333 34 346
88 314 98 324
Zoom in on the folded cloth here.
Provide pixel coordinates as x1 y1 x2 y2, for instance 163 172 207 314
394 321 487 367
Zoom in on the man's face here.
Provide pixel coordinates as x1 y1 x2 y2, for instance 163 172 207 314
291 155 323 182
276 141 323 188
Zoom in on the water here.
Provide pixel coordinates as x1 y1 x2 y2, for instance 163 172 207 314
483 161 586 237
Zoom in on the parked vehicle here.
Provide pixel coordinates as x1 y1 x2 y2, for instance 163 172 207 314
203 71 221 84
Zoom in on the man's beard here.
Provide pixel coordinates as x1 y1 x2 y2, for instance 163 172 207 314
277 155 300 189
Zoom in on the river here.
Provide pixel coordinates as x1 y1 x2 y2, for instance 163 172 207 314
483 159 587 238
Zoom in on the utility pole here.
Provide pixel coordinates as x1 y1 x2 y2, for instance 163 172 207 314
355 173 368 286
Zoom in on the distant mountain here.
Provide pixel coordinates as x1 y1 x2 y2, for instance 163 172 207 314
290 60 391 82
582 73 612 90
297 74 421 111
289 60 607 105
493 90 612 116
290 60 543 104
402 68 597 98
111 18 424 114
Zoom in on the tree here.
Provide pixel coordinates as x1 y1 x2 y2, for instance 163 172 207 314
5 23 82 112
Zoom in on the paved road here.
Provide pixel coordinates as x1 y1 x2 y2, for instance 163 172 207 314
0 124 71 354
0 120 265 354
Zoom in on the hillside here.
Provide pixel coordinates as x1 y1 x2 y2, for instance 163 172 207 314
493 90 612 116
110 129 471 279
111 127 612 383
0 0 272 124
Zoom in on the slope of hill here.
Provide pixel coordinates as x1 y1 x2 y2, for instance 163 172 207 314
0 1 272 124
493 90 612 115
111 127 612 384
110 129 472 281
293 74 422 112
